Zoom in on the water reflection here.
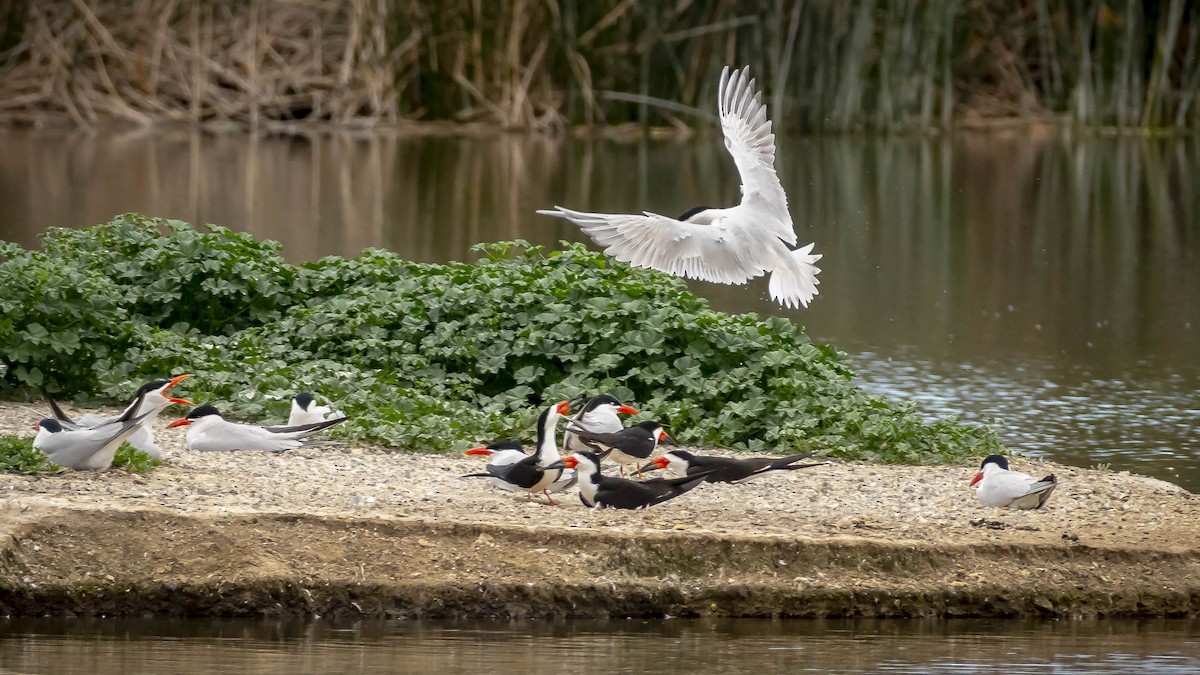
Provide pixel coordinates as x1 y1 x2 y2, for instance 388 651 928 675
0 617 1197 674
0 129 1196 488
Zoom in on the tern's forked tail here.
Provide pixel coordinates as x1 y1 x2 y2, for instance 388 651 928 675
768 243 822 309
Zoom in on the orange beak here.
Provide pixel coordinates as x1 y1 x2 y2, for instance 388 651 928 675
464 447 492 456
639 456 669 474
969 471 983 487
164 374 193 406
556 400 572 415
658 430 676 445
561 456 579 469
167 417 191 429
32 422 40 431
617 404 639 415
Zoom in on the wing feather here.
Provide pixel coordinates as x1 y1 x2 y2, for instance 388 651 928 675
539 206 763 285
718 66 797 246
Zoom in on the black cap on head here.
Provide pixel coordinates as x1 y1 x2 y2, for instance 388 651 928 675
582 395 621 413
575 450 602 468
634 420 663 431
38 418 63 433
186 405 222 420
668 449 694 462
980 454 1009 470
489 440 525 451
294 392 316 409
135 379 170 397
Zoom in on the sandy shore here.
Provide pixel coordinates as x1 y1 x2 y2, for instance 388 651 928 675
1 401 1197 618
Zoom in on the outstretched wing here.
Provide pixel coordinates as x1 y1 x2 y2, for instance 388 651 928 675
718 65 797 246
538 206 763 285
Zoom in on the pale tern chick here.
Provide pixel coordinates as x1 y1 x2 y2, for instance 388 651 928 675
168 405 347 452
539 65 821 309
46 374 193 459
970 455 1058 510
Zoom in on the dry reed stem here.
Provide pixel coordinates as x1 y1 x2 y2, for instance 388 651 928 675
0 0 1196 131
0 0 401 128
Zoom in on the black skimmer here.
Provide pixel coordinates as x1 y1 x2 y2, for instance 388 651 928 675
544 451 712 509
567 419 673 477
167 405 347 452
538 65 821 309
639 449 825 483
970 455 1058 510
287 392 345 426
45 374 193 459
563 394 639 454
462 439 577 494
460 400 573 505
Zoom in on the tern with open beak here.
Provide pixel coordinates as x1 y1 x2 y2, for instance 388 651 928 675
46 374 192 459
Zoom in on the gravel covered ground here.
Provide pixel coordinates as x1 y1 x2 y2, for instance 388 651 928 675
2 401 1193 547
1 400 1197 618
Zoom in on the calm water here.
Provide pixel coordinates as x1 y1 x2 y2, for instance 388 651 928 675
0 128 1196 490
1 617 1197 674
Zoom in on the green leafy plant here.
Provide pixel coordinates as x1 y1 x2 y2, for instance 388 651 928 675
0 436 160 474
112 442 162 472
0 435 59 474
1 216 1005 463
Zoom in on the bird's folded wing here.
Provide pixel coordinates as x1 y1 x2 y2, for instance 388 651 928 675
1023 477 1058 495
263 416 348 436
36 430 100 466
214 424 303 451
538 207 762 285
718 65 797 246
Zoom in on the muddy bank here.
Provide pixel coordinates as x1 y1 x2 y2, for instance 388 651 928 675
1 508 1197 620
0 402 1197 619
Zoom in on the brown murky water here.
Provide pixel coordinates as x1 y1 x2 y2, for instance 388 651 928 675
0 128 1196 489
1 617 1197 674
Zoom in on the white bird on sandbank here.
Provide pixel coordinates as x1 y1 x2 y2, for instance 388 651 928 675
45 374 193 460
970 455 1058 510
168 405 346 453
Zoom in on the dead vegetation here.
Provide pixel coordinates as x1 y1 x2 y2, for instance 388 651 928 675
0 0 400 130
0 0 1197 132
